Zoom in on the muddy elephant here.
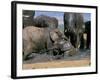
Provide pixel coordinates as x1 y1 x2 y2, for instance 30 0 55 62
23 10 35 28
23 26 75 60
64 12 85 49
33 15 58 29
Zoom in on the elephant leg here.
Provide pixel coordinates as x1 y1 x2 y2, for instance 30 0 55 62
23 42 33 60
83 33 87 49
76 34 81 49
87 32 90 49
80 34 84 49
70 33 76 48
70 34 79 54
72 34 80 49
46 37 54 56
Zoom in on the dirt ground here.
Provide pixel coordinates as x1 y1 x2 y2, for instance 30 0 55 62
23 49 90 69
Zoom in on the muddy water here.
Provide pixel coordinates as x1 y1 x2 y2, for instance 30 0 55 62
23 49 90 64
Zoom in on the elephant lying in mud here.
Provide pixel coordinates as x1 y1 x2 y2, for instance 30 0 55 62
23 26 76 60
33 15 58 29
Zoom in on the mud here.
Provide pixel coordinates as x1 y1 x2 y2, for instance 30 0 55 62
23 49 90 64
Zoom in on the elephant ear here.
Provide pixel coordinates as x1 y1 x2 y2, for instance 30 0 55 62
50 29 60 42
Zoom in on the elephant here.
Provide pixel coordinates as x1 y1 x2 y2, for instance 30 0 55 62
80 21 91 49
23 10 35 28
33 15 58 29
64 12 85 50
85 21 91 49
23 26 76 60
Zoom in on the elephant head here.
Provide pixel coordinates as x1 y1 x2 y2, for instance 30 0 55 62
50 29 77 56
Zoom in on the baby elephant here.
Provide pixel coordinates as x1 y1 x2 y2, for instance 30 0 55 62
23 26 76 60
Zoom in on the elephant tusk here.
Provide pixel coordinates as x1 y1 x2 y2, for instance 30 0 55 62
65 29 67 32
78 44 80 48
